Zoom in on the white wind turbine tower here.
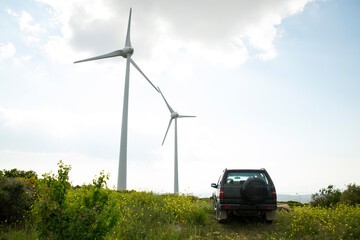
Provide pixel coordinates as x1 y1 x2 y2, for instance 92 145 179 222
74 8 159 190
158 87 196 194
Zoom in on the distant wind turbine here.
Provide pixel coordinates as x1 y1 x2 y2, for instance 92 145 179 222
74 8 159 190
158 87 196 194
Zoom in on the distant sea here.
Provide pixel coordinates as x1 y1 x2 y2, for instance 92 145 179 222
197 193 312 204
277 194 312 203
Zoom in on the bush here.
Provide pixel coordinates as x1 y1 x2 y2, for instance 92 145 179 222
63 172 119 240
341 183 360 205
33 161 117 240
0 169 37 179
0 176 32 223
311 185 341 207
286 203 360 239
33 160 72 239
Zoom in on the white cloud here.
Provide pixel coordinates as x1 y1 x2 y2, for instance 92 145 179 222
35 0 315 67
12 56 32 65
0 42 16 61
43 36 77 63
25 36 41 45
285 0 315 15
6 9 18 17
18 11 44 33
245 23 278 60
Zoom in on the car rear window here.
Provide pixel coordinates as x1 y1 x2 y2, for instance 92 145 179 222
225 172 268 184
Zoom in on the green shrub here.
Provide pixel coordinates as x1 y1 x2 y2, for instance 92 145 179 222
33 161 117 240
33 160 71 239
310 185 341 207
0 169 37 179
63 172 119 240
341 183 360 205
0 176 32 223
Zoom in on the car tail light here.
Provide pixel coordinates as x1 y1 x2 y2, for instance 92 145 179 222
220 188 224 200
272 188 277 200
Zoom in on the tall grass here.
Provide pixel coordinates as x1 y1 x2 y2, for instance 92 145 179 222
104 191 209 239
1 163 359 239
2 192 360 239
283 203 360 239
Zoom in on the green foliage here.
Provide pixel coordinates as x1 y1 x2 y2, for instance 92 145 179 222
107 191 208 239
63 171 118 240
0 169 37 179
0 176 32 223
282 203 360 239
342 215 360 240
33 161 117 240
3 189 360 239
341 183 360 206
3 163 360 239
311 185 341 207
33 160 71 239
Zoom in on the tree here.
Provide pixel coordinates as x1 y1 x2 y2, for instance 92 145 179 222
0 176 32 223
311 185 341 207
341 183 360 205
1 169 37 179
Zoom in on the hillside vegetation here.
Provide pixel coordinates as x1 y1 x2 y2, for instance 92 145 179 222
1 162 360 239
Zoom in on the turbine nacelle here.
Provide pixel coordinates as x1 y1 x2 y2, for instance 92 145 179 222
171 112 179 118
122 46 134 57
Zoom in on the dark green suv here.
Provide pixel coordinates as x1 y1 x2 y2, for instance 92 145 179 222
211 168 277 222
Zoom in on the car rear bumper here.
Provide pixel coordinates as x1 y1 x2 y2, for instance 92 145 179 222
219 204 277 217
219 204 277 211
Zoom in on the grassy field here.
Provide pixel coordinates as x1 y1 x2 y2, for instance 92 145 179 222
1 190 360 240
1 164 359 239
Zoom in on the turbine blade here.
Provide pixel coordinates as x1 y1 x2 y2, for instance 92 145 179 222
130 58 159 92
162 118 173 145
74 50 124 63
158 87 175 113
178 115 196 118
125 8 132 47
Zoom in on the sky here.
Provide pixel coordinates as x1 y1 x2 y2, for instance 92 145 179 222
1 0 359 196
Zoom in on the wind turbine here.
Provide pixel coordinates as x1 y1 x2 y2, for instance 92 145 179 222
74 8 159 190
158 87 196 194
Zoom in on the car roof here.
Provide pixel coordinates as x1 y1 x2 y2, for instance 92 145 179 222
225 169 267 172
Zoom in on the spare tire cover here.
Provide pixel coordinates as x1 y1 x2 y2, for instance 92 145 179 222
242 178 269 203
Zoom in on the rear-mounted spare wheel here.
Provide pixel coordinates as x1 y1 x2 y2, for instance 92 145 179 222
242 178 270 203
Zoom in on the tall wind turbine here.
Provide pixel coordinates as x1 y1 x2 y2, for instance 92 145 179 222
158 87 196 194
74 8 159 190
